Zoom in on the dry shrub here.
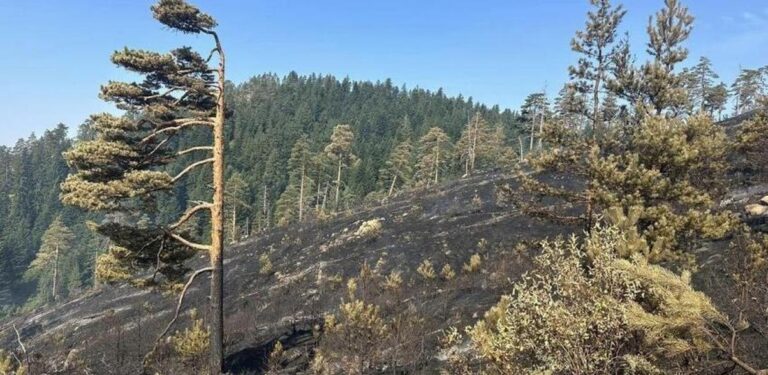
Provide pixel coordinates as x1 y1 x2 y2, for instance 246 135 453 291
313 300 389 375
169 310 210 372
462 254 482 273
354 218 382 240
382 270 403 292
440 264 456 281
313 263 432 374
417 260 436 280
266 341 285 374
446 225 765 374
0 350 25 375
259 253 274 275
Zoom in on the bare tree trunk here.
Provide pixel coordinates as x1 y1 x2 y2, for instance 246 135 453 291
315 171 323 212
388 174 397 197
230 204 237 244
537 112 544 150
518 136 524 160
529 123 535 151
470 116 477 173
53 244 59 302
262 184 268 231
322 182 329 211
334 159 342 210
209 34 226 375
434 142 440 185
592 71 602 140
299 164 305 221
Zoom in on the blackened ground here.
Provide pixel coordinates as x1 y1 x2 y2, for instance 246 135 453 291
0 171 576 374
2 171 767 374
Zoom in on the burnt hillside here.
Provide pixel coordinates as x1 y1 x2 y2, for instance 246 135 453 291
0 172 575 374
2 170 767 374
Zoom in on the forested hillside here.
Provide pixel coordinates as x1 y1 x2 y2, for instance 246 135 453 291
0 74 522 310
0 125 103 308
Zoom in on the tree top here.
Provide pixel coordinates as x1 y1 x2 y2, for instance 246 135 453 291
151 0 217 34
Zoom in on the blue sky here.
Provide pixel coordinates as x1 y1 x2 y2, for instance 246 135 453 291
1 0 767 145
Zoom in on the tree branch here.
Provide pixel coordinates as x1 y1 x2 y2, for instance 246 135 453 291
178 146 214 157
172 158 214 183
169 202 212 230
152 238 166 283
140 119 215 144
167 232 211 251
13 324 28 371
142 267 213 370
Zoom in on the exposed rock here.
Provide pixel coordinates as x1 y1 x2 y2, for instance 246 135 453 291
746 203 768 216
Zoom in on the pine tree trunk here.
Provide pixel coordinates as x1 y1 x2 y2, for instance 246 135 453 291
518 136 524 160
262 184 268 231
299 164 305 221
434 143 440 185
231 204 237 244
467 118 480 175
52 243 59 302
322 182 329 211
592 71 602 139
315 170 323 212
334 159 342 210
529 122 535 151
388 174 397 197
537 112 544 150
209 37 226 375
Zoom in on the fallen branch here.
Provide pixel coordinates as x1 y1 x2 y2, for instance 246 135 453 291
13 324 28 371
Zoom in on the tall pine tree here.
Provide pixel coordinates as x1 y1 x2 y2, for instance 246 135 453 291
569 0 626 138
60 0 229 371
23 216 75 304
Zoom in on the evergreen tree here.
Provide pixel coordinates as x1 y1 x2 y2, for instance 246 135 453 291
276 136 314 224
455 112 489 176
324 124 357 210
520 92 551 152
507 112 733 262
23 216 75 304
224 172 249 243
640 0 694 115
415 127 452 186
569 0 626 138
607 34 642 105
731 68 765 115
735 103 768 183
59 0 229 371
554 83 588 129
684 56 719 113
380 139 413 197
704 82 729 119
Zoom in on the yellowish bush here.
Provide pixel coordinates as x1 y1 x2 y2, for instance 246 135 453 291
313 300 389 374
440 264 456 281
259 253 273 275
462 254 482 273
416 260 436 280
354 219 382 240
266 340 284 374
462 225 758 374
0 351 16 375
382 271 403 292
170 310 210 362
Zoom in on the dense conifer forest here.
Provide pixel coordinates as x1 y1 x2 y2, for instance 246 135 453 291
0 74 523 309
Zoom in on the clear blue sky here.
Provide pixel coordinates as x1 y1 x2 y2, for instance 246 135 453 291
1 0 766 145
